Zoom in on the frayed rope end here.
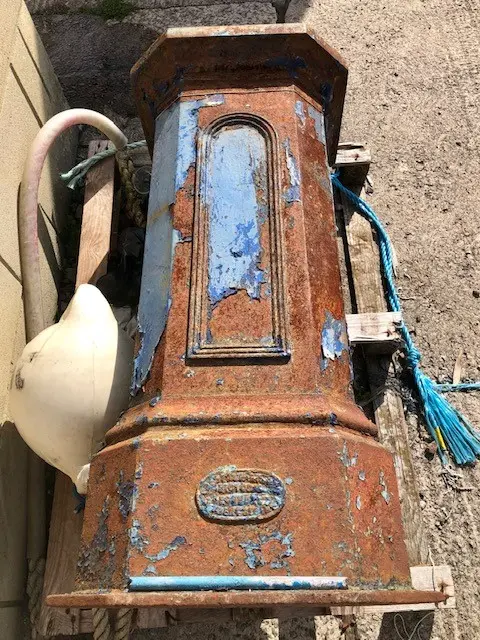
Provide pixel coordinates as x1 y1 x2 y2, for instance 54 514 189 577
332 172 480 466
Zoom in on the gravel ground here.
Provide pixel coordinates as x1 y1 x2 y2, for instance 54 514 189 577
27 0 480 638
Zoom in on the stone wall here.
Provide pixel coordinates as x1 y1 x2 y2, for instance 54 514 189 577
0 2 77 638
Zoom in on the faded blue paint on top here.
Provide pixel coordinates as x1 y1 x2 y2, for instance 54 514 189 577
321 311 348 369
307 105 326 145
295 100 306 127
204 125 267 307
283 139 301 203
132 95 224 393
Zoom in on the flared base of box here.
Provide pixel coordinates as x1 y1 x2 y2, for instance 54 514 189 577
47 588 446 609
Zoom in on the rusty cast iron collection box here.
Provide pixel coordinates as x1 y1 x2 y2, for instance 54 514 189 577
48 24 444 610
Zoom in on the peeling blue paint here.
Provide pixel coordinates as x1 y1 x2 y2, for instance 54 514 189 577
307 105 326 145
117 471 137 521
240 531 295 573
132 95 223 393
283 139 301 203
359 471 366 481
143 564 157 576
379 471 391 504
204 125 267 307
145 536 187 562
265 55 307 79
340 442 358 468
176 95 224 189
321 311 348 369
129 520 148 552
295 100 306 126
356 496 362 510
149 395 161 407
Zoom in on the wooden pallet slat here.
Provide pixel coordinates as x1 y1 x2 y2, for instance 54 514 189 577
337 143 429 567
38 140 116 637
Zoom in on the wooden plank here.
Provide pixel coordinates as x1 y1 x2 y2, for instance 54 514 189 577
330 565 455 616
346 311 402 353
337 142 429 566
38 140 115 637
75 140 115 287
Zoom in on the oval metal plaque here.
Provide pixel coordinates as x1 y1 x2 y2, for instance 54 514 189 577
196 467 286 522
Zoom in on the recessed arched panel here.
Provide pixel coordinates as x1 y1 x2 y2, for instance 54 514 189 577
188 114 289 361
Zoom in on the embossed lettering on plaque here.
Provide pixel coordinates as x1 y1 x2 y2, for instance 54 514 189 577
196 467 286 522
188 114 289 360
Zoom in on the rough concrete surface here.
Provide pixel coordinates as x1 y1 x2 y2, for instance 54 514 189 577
27 0 480 638
284 1 480 639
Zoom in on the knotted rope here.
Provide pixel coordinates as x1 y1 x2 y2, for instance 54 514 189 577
332 172 480 465
61 140 146 189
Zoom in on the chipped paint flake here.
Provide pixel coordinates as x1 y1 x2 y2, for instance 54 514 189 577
379 471 391 504
117 471 138 521
240 531 295 573
205 124 267 307
321 311 348 368
295 100 306 126
129 519 148 552
283 139 301 203
145 535 187 562
307 105 326 145
356 496 362 510
340 442 358 468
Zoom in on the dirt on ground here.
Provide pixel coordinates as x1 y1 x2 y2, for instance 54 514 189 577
28 0 480 638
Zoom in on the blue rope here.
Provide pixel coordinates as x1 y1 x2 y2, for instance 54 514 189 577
61 139 147 189
332 172 480 465
435 382 480 393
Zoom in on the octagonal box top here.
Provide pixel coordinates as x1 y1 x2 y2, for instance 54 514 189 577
131 23 348 165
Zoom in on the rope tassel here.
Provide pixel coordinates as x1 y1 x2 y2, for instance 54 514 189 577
332 172 480 465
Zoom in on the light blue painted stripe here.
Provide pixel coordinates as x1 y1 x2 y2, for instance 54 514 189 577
129 576 347 592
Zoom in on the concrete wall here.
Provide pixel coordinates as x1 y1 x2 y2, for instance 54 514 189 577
0 3 77 637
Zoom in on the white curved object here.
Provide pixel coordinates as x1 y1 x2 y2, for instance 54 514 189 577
10 285 133 493
19 108 127 341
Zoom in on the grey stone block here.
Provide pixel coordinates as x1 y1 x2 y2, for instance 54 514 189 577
26 0 276 14
32 2 276 119
32 13 158 115
124 3 277 29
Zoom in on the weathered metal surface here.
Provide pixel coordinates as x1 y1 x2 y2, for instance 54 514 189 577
131 24 347 165
47 588 446 609
52 25 442 610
